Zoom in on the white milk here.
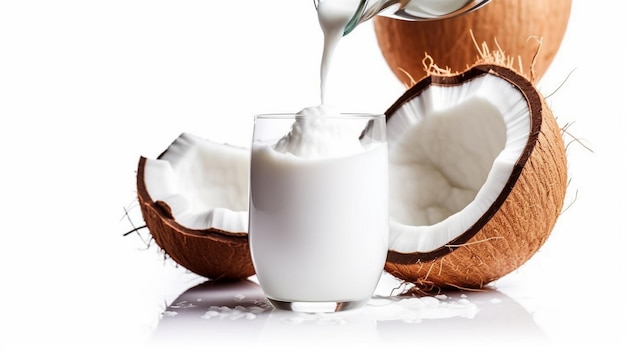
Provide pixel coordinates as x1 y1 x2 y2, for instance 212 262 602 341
249 118 388 304
248 2 388 309
316 0 360 104
315 0 476 99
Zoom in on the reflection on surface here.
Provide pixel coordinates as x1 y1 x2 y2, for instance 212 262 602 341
373 290 548 345
151 277 547 347
152 279 271 346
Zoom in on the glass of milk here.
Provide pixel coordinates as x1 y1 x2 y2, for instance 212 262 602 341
249 110 388 313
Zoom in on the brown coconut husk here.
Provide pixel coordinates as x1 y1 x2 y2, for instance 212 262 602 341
384 46 568 290
136 157 255 280
374 0 572 86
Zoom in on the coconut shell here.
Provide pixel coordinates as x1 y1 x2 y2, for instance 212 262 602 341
136 157 255 280
374 0 572 86
384 64 568 290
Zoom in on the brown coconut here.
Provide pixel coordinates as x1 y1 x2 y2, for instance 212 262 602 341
373 0 572 86
137 157 255 280
384 61 568 290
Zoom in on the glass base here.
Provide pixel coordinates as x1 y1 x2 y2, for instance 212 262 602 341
268 298 368 313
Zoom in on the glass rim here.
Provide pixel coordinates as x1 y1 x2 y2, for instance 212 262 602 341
254 112 385 120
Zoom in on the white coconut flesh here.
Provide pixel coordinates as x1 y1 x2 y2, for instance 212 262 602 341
141 70 533 263
387 72 531 256
142 133 249 232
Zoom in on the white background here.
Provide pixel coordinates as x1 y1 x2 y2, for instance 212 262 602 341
1 0 624 350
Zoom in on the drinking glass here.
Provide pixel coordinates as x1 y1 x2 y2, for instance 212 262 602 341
249 113 388 313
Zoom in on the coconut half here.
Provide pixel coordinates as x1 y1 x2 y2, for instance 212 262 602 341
136 133 255 280
385 64 567 290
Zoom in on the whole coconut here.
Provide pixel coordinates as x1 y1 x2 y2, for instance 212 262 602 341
374 0 572 85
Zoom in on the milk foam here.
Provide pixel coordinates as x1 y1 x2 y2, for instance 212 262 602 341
272 106 366 159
